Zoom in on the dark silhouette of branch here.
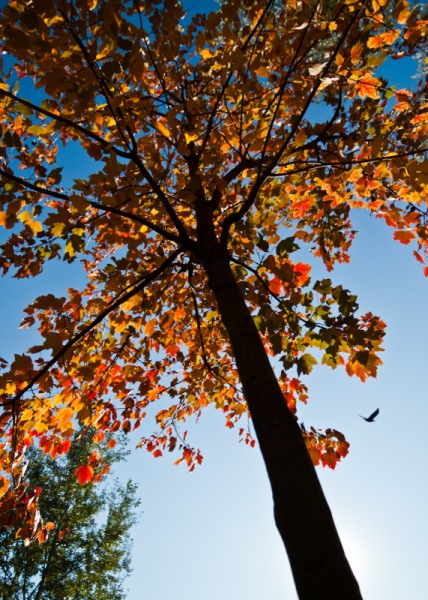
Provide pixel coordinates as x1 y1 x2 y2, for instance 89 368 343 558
1 248 184 407
0 167 192 248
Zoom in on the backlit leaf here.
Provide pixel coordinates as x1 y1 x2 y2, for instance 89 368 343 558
75 465 94 485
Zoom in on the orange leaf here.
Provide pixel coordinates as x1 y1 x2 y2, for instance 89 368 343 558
144 319 156 336
350 41 363 64
36 530 48 544
393 229 415 244
165 344 180 357
93 431 105 444
56 407 73 427
75 465 94 485
355 75 381 99
294 262 311 286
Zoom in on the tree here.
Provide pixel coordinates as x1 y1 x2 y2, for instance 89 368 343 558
0 432 140 600
0 0 426 597
0 431 140 600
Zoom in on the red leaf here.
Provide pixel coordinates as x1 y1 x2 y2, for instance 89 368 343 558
269 276 282 295
294 262 311 286
75 465 94 485
165 344 180 357
145 368 158 382
60 439 71 454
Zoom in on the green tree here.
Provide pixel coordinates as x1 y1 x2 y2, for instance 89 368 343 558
0 434 140 600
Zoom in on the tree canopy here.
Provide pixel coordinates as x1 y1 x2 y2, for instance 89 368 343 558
0 0 426 597
0 431 139 599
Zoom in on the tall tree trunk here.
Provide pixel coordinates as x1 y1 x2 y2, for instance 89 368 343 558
198 231 362 599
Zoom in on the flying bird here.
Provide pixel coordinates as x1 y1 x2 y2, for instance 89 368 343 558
359 408 379 422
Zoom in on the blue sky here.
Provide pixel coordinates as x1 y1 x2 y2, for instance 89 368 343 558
114 211 428 600
1 0 428 598
2 179 427 599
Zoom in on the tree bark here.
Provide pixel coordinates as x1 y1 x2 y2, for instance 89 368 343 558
197 230 362 599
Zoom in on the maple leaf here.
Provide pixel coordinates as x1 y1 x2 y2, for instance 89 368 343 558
394 229 416 244
74 465 94 485
354 74 381 99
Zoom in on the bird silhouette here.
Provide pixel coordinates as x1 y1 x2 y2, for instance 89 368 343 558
359 408 379 422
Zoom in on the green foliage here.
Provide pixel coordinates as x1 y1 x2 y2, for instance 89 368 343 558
0 434 140 600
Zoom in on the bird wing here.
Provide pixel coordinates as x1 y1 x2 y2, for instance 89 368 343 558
368 408 380 421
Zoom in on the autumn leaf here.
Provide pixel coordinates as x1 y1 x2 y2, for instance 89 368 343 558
353 74 381 99
269 276 282 295
165 344 180 357
394 229 416 244
154 121 171 138
75 465 94 485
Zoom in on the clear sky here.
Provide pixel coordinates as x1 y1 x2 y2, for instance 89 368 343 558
115 212 428 600
1 1 427 599
2 177 427 600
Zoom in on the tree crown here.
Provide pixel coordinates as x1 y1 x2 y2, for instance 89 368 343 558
0 0 426 540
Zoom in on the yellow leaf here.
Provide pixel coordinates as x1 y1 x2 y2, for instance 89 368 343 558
18 211 42 234
18 211 32 224
20 409 35 421
65 240 75 257
200 48 214 59
52 222 66 237
184 132 199 144
154 121 171 138
28 220 43 234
